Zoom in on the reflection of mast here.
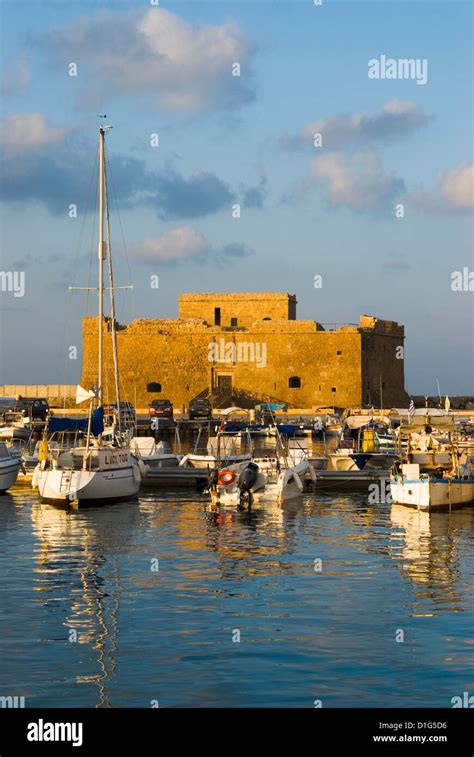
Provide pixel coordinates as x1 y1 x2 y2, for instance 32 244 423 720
30 502 123 707
74 549 121 708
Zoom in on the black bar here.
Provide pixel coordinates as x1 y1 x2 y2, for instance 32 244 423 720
0 708 472 755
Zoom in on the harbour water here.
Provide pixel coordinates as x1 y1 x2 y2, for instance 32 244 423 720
1 483 473 708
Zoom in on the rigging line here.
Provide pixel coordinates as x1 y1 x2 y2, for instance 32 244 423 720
86 164 99 315
104 143 135 324
103 146 122 419
57 139 100 398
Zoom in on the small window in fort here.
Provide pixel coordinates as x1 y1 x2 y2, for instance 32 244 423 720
331 387 336 393
147 382 162 393
231 317 238 327
383 345 386 351
263 317 271 321
214 307 221 326
318 385 322 391
274 382 277 390
336 350 342 355
289 376 301 388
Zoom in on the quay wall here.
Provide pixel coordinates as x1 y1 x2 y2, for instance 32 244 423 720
0 385 76 401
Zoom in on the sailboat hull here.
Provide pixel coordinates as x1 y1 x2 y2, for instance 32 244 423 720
33 463 140 506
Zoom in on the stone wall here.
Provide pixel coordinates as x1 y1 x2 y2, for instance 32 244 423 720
360 316 407 407
81 304 409 409
178 292 297 328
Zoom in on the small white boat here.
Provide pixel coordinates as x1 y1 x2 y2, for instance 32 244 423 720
209 458 314 506
208 434 316 506
0 442 22 492
130 436 183 485
181 451 252 470
130 436 182 468
181 431 252 470
390 461 474 511
0 412 32 442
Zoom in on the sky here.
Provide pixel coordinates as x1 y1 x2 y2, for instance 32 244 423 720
0 0 472 394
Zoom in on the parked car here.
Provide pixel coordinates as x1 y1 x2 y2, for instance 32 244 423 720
189 398 212 420
103 401 136 426
149 399 173 419
15 397 50 422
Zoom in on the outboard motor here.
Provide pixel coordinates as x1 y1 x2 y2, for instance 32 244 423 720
238 462 259 507
208 467 219 492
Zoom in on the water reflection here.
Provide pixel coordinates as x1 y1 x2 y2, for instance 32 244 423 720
390 504 474 614
0 482 472 707
30 500 140 707
202 498 307 580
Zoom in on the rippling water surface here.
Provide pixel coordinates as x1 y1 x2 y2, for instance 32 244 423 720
1 482 473 707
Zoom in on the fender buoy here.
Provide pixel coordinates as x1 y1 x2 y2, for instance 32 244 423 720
218 468 236 486
38 440 49 462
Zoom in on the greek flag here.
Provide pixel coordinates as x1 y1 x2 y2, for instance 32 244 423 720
408 399 416 417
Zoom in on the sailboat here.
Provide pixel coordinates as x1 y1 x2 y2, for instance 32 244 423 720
32 123 141 506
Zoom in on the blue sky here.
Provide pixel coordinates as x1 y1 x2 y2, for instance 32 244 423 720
0 0 472 394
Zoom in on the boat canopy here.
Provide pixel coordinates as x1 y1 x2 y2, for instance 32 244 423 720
48 407 104 436
345 415 391 430
398 415 456 433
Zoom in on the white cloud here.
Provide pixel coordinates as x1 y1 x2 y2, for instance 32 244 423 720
438 162 473 211
308 151 405 212
130 228 253 266
0 57 30 96
279 100 430 151
131 228 209 263
410 162 474 213
0 113 69 158
44 8 256 112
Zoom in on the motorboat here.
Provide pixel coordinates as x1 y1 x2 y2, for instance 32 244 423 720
207 432 316 506
0 441 22 492
0 412 32 442
390 422 474 510
180 430 252 470
330 424 399 471
390 452 474 511
208 459 313 506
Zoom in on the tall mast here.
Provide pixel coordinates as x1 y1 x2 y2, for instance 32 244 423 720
103 146 122 434
98 126 105 407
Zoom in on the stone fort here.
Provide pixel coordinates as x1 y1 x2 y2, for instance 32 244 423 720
81 292 409 409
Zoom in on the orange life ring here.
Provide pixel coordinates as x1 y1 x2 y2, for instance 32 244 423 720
218 469 236 486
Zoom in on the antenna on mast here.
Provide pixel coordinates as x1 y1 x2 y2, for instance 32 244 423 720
97 115 113 132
